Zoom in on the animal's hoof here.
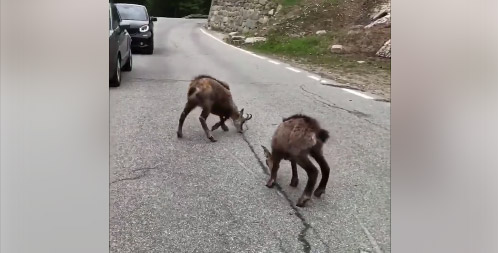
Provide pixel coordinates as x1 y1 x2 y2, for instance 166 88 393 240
296 196 311 207
177 132 183 138
209 136 217 142
314 188 325 197
221 125 229 132
290 179 299 187
266 179 275 188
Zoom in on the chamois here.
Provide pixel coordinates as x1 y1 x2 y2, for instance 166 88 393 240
262 114 331 207
177 75 252 142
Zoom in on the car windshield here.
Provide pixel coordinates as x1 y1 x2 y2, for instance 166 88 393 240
116 5 148 21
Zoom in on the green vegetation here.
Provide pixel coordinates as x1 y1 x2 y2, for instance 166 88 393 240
245 35 390 75
250 35 330 57
280 0 302 7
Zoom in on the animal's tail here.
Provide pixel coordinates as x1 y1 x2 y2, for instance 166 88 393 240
317 129 330 143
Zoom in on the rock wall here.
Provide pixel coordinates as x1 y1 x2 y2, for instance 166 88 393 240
207 0 280 33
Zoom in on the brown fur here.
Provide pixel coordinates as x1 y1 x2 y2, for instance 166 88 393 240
262 114 330 207
193 75 230 90
177 75 252 142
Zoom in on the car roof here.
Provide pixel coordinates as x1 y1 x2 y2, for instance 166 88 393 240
115 3 146 8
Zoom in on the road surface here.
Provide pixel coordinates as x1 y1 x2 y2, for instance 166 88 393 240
110 18 390 253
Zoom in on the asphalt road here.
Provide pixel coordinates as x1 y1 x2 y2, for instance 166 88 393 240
110 18 390 253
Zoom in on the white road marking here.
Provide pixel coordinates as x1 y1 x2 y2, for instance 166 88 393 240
236 47 252 54
268 60 280 65
200 28 224 43
342 88 374 99
286 67 301 73
250 53 266 59
320 79 335 84
308 75 320 81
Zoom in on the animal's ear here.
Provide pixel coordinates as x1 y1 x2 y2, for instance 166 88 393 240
240 108 244 115
261 145 271 158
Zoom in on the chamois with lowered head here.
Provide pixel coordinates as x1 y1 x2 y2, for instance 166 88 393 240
177 75 252 142
262 114 331 207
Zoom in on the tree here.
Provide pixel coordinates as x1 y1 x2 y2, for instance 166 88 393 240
114 0 211 18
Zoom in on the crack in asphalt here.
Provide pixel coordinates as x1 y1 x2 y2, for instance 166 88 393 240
300 85 389 131
127 78 287 88
300 85 369 118
110 167 158 185
241 135 331 253
320 81 364 91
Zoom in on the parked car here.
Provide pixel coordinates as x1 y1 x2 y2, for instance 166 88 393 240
115 3 157 54
109 3 133 87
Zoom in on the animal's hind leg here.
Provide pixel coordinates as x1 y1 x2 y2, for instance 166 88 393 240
199 107 216 142
290 160 299 187
177 100 196 138
295 156 318 207
310 148 330 197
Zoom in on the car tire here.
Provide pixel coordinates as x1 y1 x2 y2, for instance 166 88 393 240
110 56 121 87
122 51 132 72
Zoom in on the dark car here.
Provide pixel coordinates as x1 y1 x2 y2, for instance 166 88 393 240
109 3 133 87
115 3 157 54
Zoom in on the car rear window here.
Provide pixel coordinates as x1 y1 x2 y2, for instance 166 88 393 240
116 5 148 21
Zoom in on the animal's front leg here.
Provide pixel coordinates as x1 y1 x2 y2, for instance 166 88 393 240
199 108 217 142
266 156 282 188
220 116 229 131
177 101 196 138
211 121 222 131
211 116 228 132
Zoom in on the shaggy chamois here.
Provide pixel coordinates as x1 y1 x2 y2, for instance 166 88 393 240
262 114 330 207
177 75 252 142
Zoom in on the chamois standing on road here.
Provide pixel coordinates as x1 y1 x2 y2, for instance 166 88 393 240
177 75 252 142
262 114 331 207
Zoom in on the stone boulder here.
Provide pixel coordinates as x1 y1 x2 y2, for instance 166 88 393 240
365 14 391 29
244 37 267 44
376 39 391 58
370 2 391 20
276 4 282 14
330 45 344 53
229 35 246 45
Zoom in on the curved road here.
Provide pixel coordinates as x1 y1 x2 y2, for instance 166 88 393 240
110 18 390 253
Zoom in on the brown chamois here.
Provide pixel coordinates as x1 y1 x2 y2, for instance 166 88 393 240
262 114 331 207
177 75 252 142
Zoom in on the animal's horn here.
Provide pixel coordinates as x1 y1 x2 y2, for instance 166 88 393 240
245 114 252 120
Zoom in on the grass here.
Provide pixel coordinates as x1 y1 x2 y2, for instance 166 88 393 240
280 0 302 7
245 34 390 74
250 35 329 56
